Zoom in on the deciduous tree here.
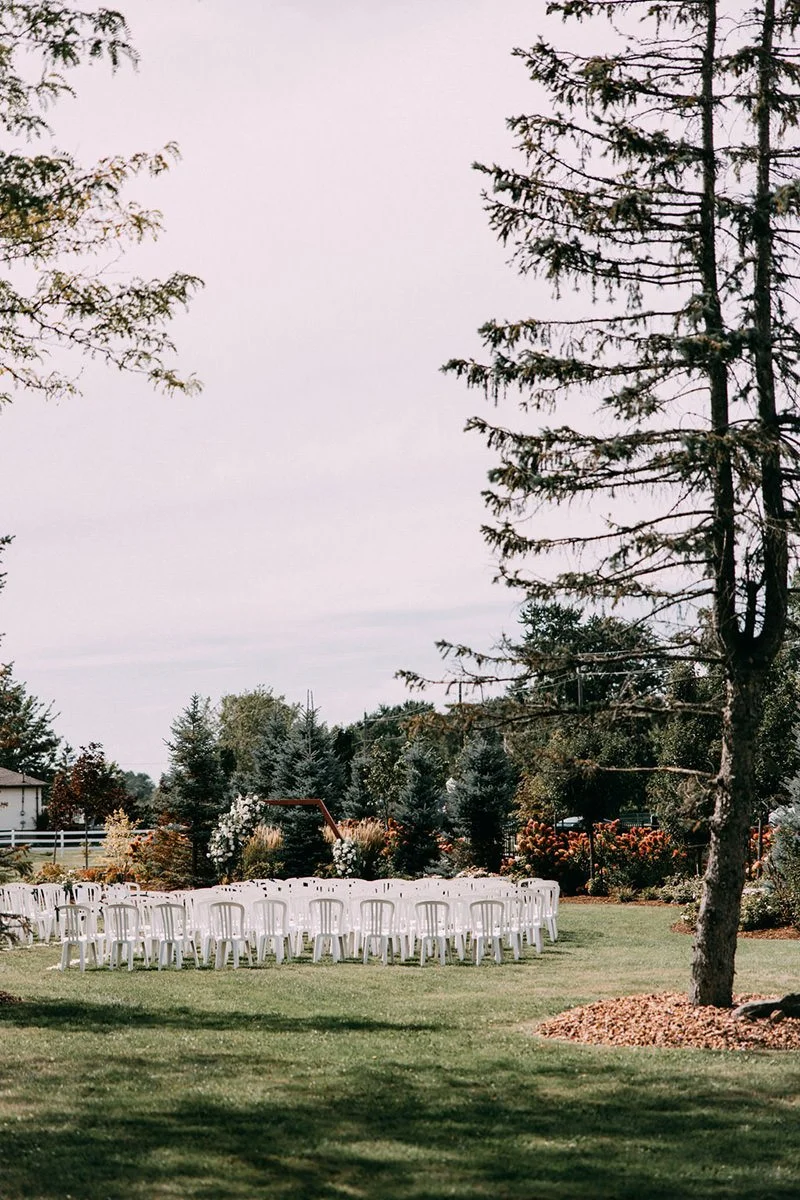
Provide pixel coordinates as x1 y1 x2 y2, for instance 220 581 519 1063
0 1 200 408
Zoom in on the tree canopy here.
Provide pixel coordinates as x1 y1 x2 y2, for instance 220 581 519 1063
0 660 60 778
0 1 201 406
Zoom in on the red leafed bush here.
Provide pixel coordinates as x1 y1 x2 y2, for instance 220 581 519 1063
506 821 587 893
594 822 688 890
508 819 687 893
748 825 773 877
130 823 193 890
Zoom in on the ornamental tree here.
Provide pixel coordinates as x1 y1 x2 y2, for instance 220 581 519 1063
438 0 800 1005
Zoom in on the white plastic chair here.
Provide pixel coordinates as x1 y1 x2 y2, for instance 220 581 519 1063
104 903 149 970
250 898 292 964
308 897 348 963
536 880 560 942
359 898 396 965
58 903 99 971
414 900 452 966
209 901 252 969
517 887 545 954
33 884 60 943
151 902 199 969
469 899 505 965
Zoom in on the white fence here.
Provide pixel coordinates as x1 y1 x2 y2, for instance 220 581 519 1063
0 828 152 850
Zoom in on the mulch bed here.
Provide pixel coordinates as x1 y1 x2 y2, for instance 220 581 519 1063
670 921 800 939
535 992 800 1051
0 991 22 1006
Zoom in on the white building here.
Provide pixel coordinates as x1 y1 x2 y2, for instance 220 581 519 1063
0 767 46 830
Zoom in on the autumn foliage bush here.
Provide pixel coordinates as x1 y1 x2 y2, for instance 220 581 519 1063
130 822 193 890
595 822 688 891
508 819 688 894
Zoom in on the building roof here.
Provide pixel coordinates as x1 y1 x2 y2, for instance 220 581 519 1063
0 767 46 788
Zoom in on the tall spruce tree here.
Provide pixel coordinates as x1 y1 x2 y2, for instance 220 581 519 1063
269 702 344 877
393 743 446 877
450 731 518 872
159 695 229 882
435 1 800 1004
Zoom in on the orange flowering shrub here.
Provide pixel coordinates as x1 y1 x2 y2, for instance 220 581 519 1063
382 817 405 868
594 822 688 890
508 819 688 893
748 825 774 878
507 821 587 893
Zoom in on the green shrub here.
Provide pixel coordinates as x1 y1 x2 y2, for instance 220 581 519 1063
768 804 800 928
739 890 788 931
657 874 703 905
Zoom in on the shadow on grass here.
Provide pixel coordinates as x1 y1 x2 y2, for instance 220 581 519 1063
2 1054 799 1200
0 999 439 1034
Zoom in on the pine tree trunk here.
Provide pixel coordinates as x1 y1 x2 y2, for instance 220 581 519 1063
689 673 763 1007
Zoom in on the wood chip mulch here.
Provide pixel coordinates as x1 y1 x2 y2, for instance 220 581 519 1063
535 993 800 1051
669 921 800 938
0 991 22 1006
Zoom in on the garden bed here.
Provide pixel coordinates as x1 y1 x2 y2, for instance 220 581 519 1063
536 992 800 1051
669 920 800 939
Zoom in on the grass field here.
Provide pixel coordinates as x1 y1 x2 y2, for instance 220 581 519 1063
1 903 798 1199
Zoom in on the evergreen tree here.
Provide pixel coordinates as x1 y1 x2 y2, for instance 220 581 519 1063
217 687 298 791
339 701 437 822
159 695 229 882
432 0 800 1006
450 731 518 872
0 662 60 779
393 743 445 877
269 703 344 877
247 706 298 799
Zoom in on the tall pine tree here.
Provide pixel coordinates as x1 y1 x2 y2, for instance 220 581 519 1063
433 0 800 1006
393 743 445 877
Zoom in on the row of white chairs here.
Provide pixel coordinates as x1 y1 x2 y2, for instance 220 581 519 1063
1 877 559 971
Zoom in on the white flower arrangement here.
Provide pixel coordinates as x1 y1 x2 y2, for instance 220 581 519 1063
332 837 362 878
208 792 268 869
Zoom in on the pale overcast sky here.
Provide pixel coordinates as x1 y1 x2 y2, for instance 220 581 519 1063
1 0 574 779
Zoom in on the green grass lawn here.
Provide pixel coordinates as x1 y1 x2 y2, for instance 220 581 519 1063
1 903 799 1199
